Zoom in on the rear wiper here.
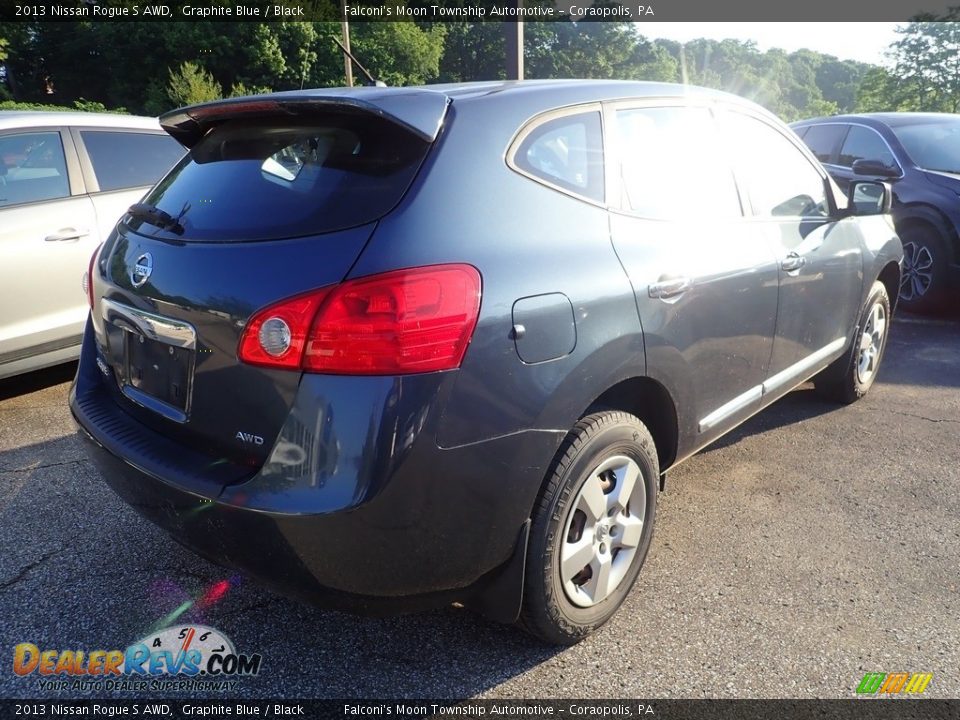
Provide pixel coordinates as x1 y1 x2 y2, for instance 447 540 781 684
126 203 185 235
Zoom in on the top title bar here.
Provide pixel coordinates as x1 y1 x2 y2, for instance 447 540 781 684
3 0 960 22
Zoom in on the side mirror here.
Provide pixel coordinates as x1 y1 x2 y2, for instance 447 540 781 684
852 158 900 178
848 180 892 216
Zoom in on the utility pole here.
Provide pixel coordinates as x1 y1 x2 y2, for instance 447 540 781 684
505 18 524 80
340 0 353 87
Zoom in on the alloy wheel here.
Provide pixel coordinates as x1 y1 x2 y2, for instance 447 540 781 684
900 241 934 301
857 301 887 385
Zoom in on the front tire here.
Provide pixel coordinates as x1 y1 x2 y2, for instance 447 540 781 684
815 281 891 404
519 411 658 645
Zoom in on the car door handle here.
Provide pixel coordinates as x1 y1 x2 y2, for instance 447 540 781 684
44 228 90 242
648 277 692 299
781 253 806 272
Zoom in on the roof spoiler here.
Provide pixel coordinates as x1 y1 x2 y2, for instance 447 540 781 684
159 90 450 148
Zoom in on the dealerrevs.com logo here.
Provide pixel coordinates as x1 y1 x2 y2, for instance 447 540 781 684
856 672 934 696
13 625 262 692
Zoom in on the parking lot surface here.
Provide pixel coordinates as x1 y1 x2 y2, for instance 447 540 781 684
1 314 958 699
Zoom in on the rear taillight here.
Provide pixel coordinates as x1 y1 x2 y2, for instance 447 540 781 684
238 264 482 375
237 288 332 370
83 244 103 310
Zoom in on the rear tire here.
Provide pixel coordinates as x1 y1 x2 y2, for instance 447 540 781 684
898 225 950 314
519 411 658 645
815 281 891 405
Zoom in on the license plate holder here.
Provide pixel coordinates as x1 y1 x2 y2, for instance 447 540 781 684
124 332 193 412
100 299 197 423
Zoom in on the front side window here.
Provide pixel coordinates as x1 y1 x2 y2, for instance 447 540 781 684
0 131 70 208
721 112 830 218
81 131 184 192
800 124 846 164
838 126 895 169
513 111 604 203
613 105 742 219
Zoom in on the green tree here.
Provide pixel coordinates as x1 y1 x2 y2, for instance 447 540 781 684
349 22 446 86
887 18 960 111
653 37 860 120
855 67 903 112
522 22 680 82
437 22 505 82
165 61 222 108
816 57 872 112
0 35 9 99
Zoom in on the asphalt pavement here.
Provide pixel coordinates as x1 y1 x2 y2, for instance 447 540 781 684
1 314 958 699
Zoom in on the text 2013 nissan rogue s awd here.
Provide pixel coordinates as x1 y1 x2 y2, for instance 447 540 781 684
71 81 903 644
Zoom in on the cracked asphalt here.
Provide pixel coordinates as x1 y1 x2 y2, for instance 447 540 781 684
1 314 958 700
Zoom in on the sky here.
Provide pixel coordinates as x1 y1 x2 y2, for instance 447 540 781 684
637 23 902 66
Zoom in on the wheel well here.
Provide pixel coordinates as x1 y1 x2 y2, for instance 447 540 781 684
898 214 957 265
587 377 678 470
877 260 901 314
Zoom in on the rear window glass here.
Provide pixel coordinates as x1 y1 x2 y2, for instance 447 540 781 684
125 115 431 241
81 131 184 192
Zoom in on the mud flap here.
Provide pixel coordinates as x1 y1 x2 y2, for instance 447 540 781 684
467 519 530 625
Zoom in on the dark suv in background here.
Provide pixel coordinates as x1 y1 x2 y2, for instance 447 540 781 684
793 113 960 313
72 81 902 644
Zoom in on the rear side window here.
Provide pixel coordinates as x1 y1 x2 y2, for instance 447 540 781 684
513 111 604 203
614 105 742 219
800 124 846 164
837 126 895 168
0 131 70 207
126 115 430 242
81 131 184 192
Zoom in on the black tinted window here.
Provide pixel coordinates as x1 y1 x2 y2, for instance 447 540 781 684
800 124 846 163
838 126 895 168
515 111 604 202
721 112 829 218
892 119 960 173
615 106 742 219
127 115 430 242
81 131 184 192
0 131 69 207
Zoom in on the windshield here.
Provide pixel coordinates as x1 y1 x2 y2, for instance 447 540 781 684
125 114 431 242
891 119 960 174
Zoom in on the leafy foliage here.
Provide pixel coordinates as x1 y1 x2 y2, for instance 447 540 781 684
0 98 126 113
884 18 960 111
0 19 958 121
165 62 223 110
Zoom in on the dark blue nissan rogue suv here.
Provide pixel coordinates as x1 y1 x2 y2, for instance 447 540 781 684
72 81 903 644
793 113 960 313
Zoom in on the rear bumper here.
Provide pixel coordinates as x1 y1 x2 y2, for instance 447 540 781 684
70 322 563 613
